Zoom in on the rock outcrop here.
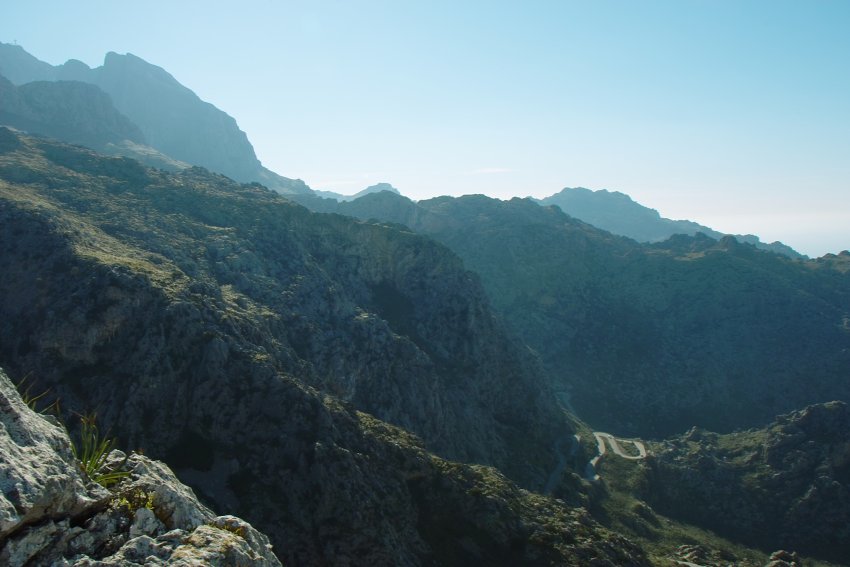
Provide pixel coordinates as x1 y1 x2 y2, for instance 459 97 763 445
0 366 281 566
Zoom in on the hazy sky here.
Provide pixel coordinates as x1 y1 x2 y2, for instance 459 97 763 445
3 1 849 256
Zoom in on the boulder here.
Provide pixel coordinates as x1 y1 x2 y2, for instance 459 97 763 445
0 367 281 566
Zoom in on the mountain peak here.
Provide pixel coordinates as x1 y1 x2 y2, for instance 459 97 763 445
538 185 803 258
313 182 402 202
356 182 400 197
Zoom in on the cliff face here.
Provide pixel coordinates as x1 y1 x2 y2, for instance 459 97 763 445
0 129 650 565
645 401 850 563
296 191 850 437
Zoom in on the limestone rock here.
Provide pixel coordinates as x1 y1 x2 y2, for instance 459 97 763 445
0 366 106 540
0 367 281 566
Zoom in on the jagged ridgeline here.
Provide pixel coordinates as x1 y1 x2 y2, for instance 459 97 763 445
0 129 648 565
295 191 850 437
0 42 310 194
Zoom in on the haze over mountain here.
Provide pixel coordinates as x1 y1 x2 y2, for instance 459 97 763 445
0 41 833 260
6 2 847 255
314 182 402 202
2 30 850 564
0 42 309 195
538 187 804 258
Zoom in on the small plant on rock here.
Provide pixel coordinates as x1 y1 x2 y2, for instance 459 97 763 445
71 413 130 488
15 373 60 415
114 488 155 513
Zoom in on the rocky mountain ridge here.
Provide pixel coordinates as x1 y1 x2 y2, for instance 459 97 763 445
0 74 145 150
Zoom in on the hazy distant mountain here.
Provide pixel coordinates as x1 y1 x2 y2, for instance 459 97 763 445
0 73 146 147
538 187 803 258
313 182 401 201
0 42 309 194
0 73 192 172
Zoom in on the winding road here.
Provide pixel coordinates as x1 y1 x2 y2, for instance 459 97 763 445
545 430 648 491
585 432 647 482
593 432 647 460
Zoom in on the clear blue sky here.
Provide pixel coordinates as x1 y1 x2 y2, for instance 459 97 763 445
3 0 849 256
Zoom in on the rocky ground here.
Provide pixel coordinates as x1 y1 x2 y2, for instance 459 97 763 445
0 366 281 566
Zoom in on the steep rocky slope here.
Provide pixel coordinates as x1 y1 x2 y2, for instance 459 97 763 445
0 42 308 194
643 402 850 563
0 366 282 566
0 129 652 565
295 191 850 437
538 186 803 258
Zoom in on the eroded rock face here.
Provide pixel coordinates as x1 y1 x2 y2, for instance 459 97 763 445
0 367 281 566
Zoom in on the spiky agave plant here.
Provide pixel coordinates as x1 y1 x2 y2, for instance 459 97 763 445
71 414 129 488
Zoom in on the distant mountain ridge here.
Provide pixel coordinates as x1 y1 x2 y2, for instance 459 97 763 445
0 42 309 194
313 182 401 201
538 187 804 258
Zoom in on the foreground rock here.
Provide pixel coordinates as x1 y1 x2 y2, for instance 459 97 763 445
0 366 281 566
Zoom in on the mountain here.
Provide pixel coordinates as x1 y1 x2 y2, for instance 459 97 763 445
0 73 145 149
538 187 804 258
0 72 190 172
644 401 850 563
0 129 657 565
0 42 309 195
314 182 402 201
294 191 850 438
